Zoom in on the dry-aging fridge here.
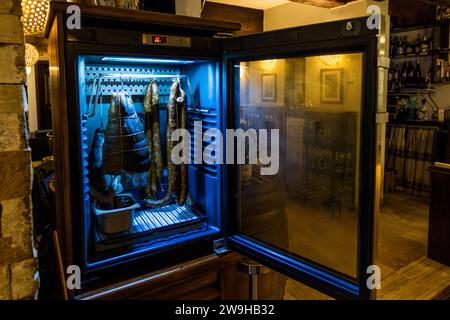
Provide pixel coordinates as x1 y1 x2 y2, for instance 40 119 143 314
46 1 384 300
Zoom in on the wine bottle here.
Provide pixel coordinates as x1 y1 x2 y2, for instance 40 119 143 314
406 37 415 56
403 36 408 56
426 65 432 83
414 35 421 55
394 64 400 88
401 62 408 87
415 60 422 86
435 60 442 82
421 35 429 54
407 61 416 85
397 37 404 56
388 63 394 85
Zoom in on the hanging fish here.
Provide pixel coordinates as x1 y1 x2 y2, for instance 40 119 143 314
103 92 151 174
145 80 180 207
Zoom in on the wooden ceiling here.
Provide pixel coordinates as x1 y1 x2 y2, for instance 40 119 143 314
288 0 358 9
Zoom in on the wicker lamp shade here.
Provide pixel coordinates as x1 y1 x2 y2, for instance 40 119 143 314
25 43 39 67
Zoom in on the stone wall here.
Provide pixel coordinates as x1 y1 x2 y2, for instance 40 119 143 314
0 0 38 300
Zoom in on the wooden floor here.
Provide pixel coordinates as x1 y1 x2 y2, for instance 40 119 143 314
283 191 450 300
377 192 450 300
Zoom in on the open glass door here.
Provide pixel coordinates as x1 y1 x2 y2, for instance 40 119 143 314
222 18 379 300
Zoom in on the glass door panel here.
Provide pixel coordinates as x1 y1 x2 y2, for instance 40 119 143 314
236 53 364 279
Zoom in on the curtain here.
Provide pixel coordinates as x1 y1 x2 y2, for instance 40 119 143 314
386 125 437 197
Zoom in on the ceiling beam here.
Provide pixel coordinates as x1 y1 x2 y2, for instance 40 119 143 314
288 0 356 9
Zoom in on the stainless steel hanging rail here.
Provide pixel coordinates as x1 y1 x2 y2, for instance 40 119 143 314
100 74 188 80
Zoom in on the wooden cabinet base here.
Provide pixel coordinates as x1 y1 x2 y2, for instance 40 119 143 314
76 253 247 300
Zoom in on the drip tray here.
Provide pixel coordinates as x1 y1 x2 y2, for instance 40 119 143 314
94 204 207 252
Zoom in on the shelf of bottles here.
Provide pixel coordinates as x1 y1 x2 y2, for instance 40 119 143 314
386 6 450 123
433 5 450 84
389 18 450 92
389 26 434 92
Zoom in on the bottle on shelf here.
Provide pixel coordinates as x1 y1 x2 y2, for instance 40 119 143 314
396 37 405 56
407 61 416 85
406 37 415 56
388 62 394 88
415 60 422 86
428 33 434 52
426 65 433 84
403 36 408 56
391 36 397 56
393 64 400 89
437 5 442 21
401 62 408 87
443 61 450 82
407 97 417 120
435 60 442 82
414 34 422 55
421 35 430 54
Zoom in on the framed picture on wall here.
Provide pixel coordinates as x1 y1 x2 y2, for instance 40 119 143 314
320 69 343 104
262 74 276 101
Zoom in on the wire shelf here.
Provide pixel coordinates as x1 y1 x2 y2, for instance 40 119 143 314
94 204 207 252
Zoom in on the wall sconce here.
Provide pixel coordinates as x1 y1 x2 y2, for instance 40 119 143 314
21 0 50 35
25 43 39 75
319 55 342 67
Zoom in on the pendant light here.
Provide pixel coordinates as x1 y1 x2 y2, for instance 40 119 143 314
25 43 39 75
21 0 50 35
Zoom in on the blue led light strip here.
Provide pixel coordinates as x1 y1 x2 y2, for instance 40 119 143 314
101 57 195 64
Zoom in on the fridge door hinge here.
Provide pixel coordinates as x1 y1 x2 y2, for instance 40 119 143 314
376 112 389 124
377 57 390 69
213 238 230 255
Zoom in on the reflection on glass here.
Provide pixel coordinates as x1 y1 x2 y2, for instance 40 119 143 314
237 53 363 278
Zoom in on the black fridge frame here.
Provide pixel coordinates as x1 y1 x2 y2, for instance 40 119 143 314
222 18 379 300
63 37 226 285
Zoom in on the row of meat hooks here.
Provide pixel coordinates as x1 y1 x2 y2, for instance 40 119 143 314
84 73 200 119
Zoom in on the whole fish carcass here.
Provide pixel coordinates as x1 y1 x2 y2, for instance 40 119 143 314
103 92 151 175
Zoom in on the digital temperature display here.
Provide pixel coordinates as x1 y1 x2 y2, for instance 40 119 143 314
143 34 191 47
152 36 167 44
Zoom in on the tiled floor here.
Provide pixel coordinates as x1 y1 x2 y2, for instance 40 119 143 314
283 191 450 300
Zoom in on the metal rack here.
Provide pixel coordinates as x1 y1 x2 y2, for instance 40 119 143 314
84 66 182 98
94 204 208 252
83 68 196 117
100 73 188 80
